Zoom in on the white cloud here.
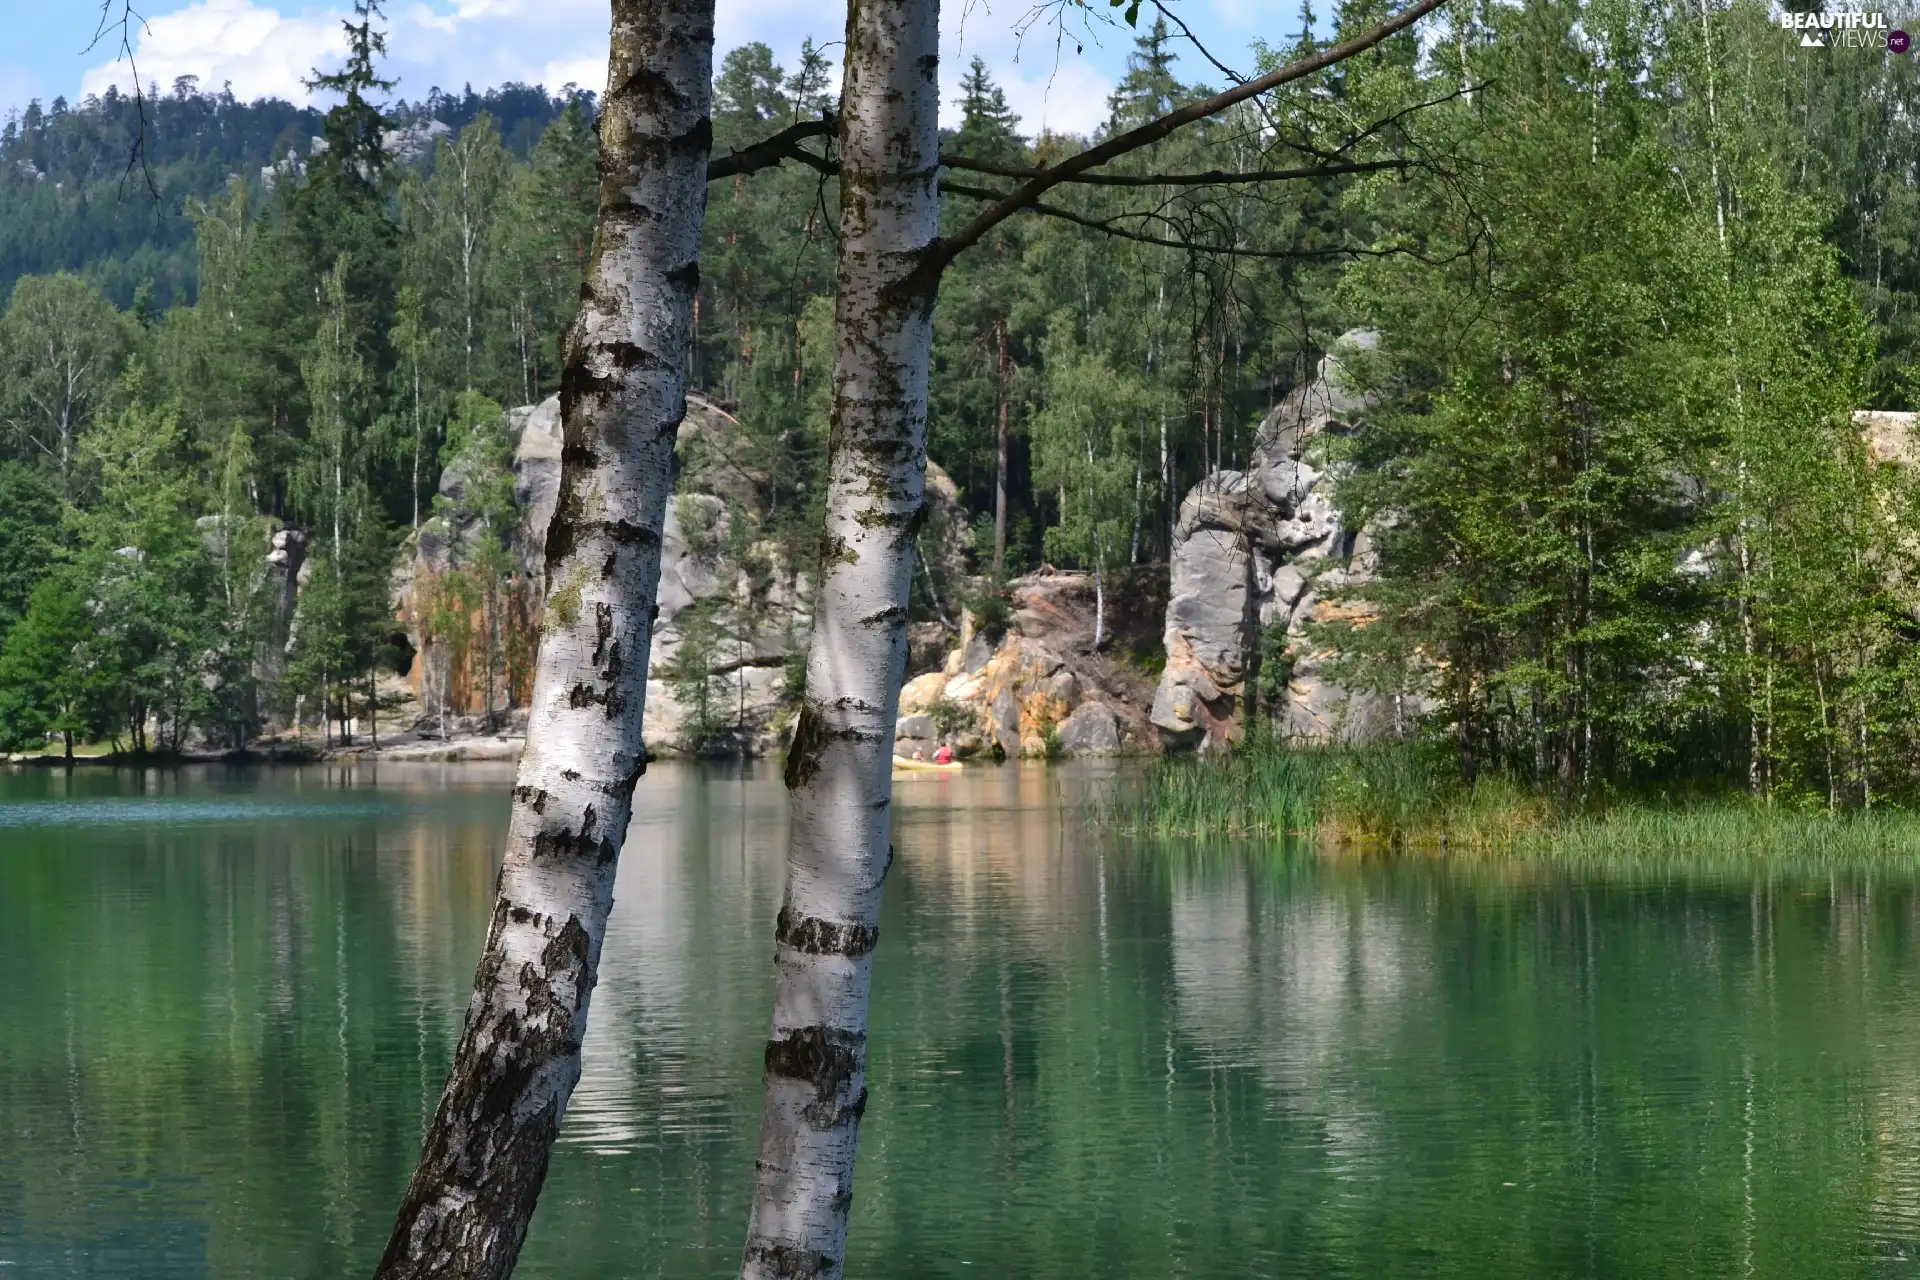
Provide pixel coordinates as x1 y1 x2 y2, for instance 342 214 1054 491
538 55 606 98
81 0 344 103
939 0 1122 136
80 0 608 106
77 0 1118 137
948 42 1113 137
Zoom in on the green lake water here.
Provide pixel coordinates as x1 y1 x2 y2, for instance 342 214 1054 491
5 762 1920 1277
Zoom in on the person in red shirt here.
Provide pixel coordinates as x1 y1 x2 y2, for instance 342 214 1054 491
932 743 954 764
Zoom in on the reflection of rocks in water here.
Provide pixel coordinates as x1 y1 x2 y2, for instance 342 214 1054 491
564 813 693 1154
1168 870 1427 1096
560 767 785 1155
888 764 1109 943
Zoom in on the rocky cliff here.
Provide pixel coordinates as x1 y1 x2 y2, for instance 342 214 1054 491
1151 331 1396 751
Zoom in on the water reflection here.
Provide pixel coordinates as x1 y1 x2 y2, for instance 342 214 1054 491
6 763 1920 1277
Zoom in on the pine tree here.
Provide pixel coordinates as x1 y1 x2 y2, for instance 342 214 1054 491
304 0 397 188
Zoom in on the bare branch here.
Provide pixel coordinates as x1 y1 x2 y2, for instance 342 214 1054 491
711 135 1408 191
941 154 1408 187
1148 0 1247 87
925 0 1451 277
941 179 1441 263
87 0 161 202
707 113 836 181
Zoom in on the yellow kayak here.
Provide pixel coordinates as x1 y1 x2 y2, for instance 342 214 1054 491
892 756 962 773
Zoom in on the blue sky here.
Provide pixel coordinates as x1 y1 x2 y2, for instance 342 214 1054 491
0 0 1308 137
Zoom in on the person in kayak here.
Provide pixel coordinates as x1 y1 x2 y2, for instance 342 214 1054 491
932 743 955 764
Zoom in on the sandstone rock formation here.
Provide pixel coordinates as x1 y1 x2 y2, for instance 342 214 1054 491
894 570 1157 758
395 394 981 757
1152 330 1395 751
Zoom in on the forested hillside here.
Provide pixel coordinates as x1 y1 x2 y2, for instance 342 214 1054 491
0 0 1916 804
0 78 579 309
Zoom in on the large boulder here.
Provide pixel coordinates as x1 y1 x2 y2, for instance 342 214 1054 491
508 395 564 592
891 570 1159 757
1057 701 1121 756
1152 331 1396 750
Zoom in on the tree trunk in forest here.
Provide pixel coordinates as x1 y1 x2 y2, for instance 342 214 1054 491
994 319 1008 576
372 2 713 1274
738 0 941 1275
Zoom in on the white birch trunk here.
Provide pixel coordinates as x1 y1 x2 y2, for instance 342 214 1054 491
739 0 941 1275
373 3 712 1274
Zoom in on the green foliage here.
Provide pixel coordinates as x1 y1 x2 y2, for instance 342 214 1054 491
1031 315 1164 583
1329 0 1893 806
0 463 60 640
659 597 738 756
0 0 1907 780
0 573 105 754
284 495 395 745
69 385 222 751
0 273 132 490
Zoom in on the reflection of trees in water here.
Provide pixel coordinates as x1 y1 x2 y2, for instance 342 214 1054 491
23 768 1920 1274
0 768 507 1275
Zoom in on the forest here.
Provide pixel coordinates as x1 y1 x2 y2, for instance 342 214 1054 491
0 0 1915 807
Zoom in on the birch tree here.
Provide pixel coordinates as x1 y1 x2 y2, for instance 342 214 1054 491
372 0 713 1274
730 2 1449 1276
737 0 943 1273
0 273 128 492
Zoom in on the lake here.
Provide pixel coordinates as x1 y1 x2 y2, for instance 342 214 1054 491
4 762 1920 1277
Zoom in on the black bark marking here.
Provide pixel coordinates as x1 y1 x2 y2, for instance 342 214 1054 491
784 705 826 791
566 678 627 718
608 519 662 547
775 906 879 957
666 259 701 291
611 63 693 112
528 818 618 866
541 913 593 976
741 1242 837 1279
808 1086 868 1131
764 1025 866 1122
591 603 615 665
544 477 586 573
858 604 906 628
514 785 551 815
782 705 869 791
818 532 859 570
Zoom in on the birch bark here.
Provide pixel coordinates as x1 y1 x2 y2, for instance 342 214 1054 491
739 0 941 1275
372 2 712 1275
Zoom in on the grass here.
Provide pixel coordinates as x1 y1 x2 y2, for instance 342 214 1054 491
1104 740 1920 868
1505 803 1920 872
1104 741 1491 842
